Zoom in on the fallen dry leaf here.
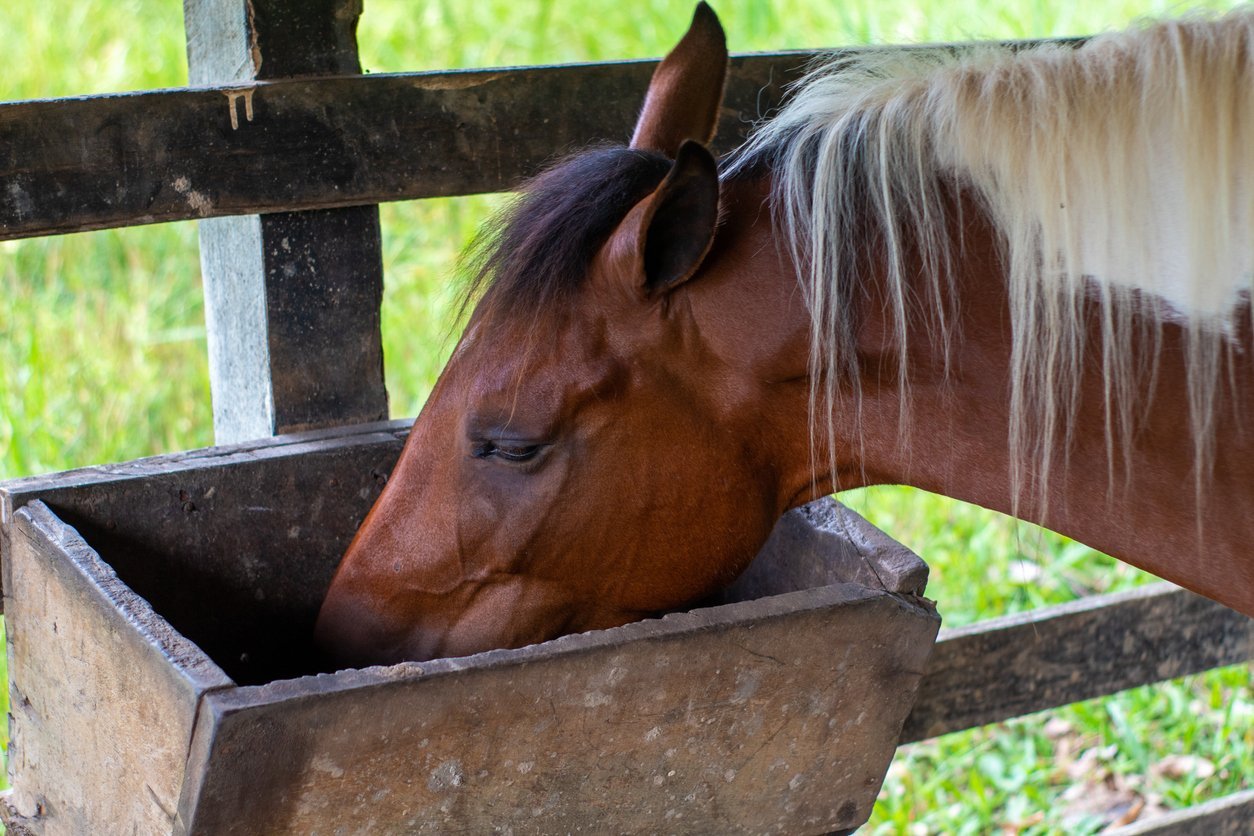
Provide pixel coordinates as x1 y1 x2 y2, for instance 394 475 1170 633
1151 754 1216 781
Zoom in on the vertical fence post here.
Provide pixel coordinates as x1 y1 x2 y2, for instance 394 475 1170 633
183 0 388 443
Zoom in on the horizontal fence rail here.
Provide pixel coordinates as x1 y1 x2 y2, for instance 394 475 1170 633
0 52 812 240
1107 787 1254 835
0 37 1069 242
902 582 1254 743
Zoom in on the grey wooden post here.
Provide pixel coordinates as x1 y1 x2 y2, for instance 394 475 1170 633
183 0 388 443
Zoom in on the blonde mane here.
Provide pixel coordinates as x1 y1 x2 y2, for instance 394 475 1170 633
727 9 1254 513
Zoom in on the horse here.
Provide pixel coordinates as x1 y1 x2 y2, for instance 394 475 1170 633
315 3 1254 666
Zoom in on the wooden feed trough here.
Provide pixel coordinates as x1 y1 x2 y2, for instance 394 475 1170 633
0 421 939 835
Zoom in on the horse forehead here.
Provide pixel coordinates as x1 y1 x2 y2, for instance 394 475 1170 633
460 308 619 403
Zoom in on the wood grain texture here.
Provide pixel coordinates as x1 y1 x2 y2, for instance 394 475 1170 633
185 0 387 441
901 583 1254 743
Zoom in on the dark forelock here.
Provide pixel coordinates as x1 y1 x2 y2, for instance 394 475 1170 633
460 145 673 324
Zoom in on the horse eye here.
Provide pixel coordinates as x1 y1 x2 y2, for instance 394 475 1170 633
473 441 542 462
495 443 541 462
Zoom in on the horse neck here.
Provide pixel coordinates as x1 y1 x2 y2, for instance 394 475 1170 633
685 177 820 512
821 193 1254 618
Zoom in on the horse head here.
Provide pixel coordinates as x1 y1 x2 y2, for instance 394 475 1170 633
314 4 819 665
316 4 1254 663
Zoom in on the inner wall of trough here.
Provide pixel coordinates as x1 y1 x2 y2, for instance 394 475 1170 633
33 439 404 685
65 510 342 684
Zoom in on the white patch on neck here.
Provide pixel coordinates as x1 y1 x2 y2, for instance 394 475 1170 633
1072 133 1253 325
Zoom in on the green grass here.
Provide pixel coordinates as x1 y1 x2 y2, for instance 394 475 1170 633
845 487 1253 832
1 0 1250 831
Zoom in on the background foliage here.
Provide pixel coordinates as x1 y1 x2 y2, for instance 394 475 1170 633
1 1 1249 831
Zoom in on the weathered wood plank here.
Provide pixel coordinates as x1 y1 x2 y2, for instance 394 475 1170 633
721 498 929 600
177 584 938 834
1 502 232 835
901 583 1254 743
1107 788 1254 835
0 52 810 240
186 0 388 442
1 30 1081 243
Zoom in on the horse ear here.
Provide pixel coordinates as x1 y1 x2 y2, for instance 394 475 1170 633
637 140 721 297
630 3 729 156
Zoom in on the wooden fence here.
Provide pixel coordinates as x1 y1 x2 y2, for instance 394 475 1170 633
1 0 1251 831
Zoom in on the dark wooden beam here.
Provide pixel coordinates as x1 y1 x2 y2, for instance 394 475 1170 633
0 52 811 240
183 0 388 442
901 583 1254 743
1107 788 1254 835
1 36 1080 242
